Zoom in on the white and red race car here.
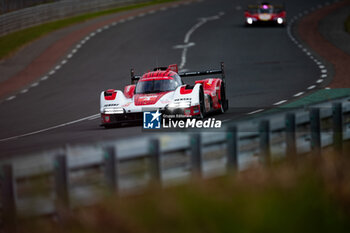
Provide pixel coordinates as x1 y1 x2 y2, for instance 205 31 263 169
244 2 286 26
100 63 229 128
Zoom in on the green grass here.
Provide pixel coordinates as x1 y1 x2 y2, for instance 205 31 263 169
345 14 350 34
0 0 177 60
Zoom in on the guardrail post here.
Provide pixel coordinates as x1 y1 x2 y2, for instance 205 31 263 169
310 108 321 155
332 103 343 154
0 164 17 230
104 146 118 192
286 113 297 158
191 134 202 178
54 154 69 210
226 125 238 173
259 120 271 166
149 139 161 183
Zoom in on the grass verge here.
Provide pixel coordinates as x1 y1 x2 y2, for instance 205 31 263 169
0 0 177 60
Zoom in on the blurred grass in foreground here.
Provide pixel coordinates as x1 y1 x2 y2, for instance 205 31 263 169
345 15 350 34
17 147 350 233
0 0 177 60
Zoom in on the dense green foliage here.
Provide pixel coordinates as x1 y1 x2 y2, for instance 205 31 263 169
345 15 350 34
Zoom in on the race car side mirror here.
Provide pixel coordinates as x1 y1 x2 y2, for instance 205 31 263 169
130 68 140 84
167 64 178 73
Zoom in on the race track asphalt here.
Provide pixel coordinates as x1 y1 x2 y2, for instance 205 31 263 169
0 0 332 157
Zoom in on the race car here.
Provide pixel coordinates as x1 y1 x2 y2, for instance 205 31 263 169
244 2 286 26
100 62 229 128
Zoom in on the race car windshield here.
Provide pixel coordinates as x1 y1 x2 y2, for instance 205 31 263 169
258 7 273 14
135 79 179 94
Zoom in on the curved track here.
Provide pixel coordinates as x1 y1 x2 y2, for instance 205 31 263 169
0 0 332 157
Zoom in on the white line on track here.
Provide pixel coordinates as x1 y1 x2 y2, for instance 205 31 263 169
41 76 48 81
88 115 101 120
247 109 264 115
285 3 332 106
173 42 195 49
273 100 287 106
6 96 16 101
177 12 224 69
0 114 100 142
294 92 304 97
31 82 39 87
20 89 28 94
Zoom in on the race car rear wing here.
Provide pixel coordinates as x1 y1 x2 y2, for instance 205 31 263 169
246 4 285 11
178 62 226 84
130 62 226 84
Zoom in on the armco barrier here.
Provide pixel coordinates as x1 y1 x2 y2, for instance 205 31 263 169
1 96 350 225
0 0 59 14
0 0 148 36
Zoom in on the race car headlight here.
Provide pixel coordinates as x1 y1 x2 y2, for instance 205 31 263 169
246 18 253 24
103 107 124 114
277 17 284 24
168 101 191 109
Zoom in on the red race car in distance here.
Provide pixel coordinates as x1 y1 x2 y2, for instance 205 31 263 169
244 2 286 26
